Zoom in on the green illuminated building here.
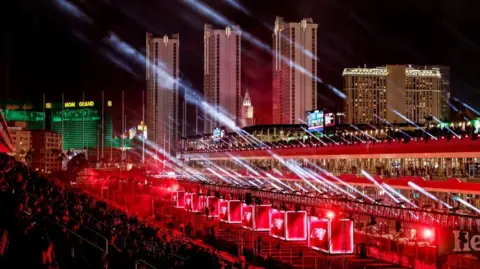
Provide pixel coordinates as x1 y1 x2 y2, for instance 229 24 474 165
0 100 114 151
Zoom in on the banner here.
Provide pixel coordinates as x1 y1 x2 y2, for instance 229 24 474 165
437 228 480 255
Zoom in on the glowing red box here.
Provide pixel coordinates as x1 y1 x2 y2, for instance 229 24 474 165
198 195 206 212
330 219 353 254
308 217 329 252
242 204 254 229
270 209 286 240
184 193 193 211
185 193 199 212
206 196 221 217
175 190 185 208
227 200 242 224
219 200 228 221
308 217 354 254
285 211 307 241
254 205 271 231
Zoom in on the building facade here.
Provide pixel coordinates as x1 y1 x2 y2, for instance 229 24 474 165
203 24 242 133
1 100 113 152
146 33 180 155
428 65 450 121
241 90 254 127
272 17 318 125
8 122 31 163
30 130 62 173
343 65 441 124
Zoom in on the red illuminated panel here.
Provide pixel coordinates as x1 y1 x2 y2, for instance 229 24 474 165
175 190 185 208
270 209 286 240
198 195 206 212
285 211 307 241
191 193 199 212
308 217 354 254
242 204 254 229
330 219 354 254
184 193 193 211
308 217 330 252
219 200 228 222
228 200 242 224
254 205 271 231
206 197 220 217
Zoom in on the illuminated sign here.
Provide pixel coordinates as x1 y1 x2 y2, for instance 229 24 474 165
272 218 284 229
213 126 227 142
79 101 95 107
307 110 324 132
324 113 335 127
64 102 76 108
311 228 327 240
4 105 33 110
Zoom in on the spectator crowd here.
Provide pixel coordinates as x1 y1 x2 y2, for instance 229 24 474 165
0 153 246 269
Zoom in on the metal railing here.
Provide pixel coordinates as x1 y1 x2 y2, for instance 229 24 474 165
181 181 480 231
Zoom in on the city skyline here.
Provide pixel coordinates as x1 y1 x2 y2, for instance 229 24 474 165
3 1 480 130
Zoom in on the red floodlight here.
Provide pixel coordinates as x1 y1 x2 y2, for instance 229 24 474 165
423 228 433 240
326 211 335 219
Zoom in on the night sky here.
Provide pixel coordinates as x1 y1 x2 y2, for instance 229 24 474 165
2 0 480 131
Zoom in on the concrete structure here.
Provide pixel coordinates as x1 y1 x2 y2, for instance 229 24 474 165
203 24 242 133
272 17 318 124
343 65 441 124
30 130 63 173
241 90 254 127
8 122 31 163
146 33 180 154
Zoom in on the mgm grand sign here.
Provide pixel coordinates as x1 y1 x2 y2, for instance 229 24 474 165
438 228 480 255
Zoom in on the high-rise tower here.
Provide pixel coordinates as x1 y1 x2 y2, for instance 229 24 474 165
272 17 318 124
146 33 180 155
203 24 242 132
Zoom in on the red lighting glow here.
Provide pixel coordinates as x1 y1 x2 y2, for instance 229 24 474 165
423 228 434 240
326 211 335 219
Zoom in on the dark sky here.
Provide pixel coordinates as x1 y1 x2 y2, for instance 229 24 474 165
2 0 480 131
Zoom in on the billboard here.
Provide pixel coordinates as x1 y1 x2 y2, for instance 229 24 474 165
324 113 335 127
212 127 227 142
307 110 324 132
